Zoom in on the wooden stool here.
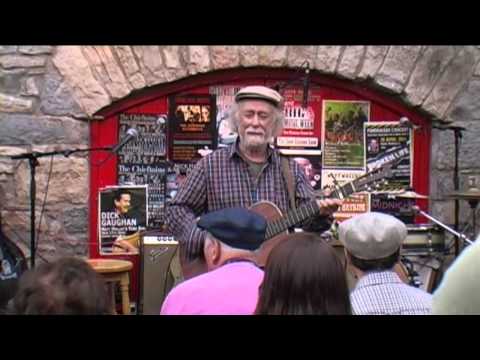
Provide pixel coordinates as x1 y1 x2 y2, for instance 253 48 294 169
87 259 133 315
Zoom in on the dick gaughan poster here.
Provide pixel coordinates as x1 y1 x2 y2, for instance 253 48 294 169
99 185 148 255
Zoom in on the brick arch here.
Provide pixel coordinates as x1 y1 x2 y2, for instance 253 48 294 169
52 45 480 121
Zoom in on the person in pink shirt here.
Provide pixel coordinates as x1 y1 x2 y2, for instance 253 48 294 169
160 207 267 315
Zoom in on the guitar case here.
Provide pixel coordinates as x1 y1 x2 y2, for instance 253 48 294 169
0 228 28 310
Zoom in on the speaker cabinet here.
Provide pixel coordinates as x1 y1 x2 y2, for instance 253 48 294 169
139 233 181 315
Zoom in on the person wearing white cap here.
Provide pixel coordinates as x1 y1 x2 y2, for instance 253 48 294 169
339 212 432 315
166 85 342 279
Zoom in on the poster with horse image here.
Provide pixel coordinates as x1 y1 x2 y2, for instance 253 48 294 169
322 100 370 169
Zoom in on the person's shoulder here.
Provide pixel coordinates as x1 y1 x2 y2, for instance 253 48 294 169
408 284 433 300
169 270 214 296
200 146 232 162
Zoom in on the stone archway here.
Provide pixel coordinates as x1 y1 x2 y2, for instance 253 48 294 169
52 46 480 123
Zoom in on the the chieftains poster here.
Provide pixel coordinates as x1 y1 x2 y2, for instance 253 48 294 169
117 113 166 228
99 185 148 255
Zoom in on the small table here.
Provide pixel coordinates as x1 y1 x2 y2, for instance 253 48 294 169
87 259 133 315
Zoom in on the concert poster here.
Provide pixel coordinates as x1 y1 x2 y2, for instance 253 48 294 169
99 185 148 255
209 85 241 148
370 195 415 224
321 169 369 222
322 100 369 169
279 149 322 191
168 94 217 163
275 87 322 151
117 113 167 228
364 122 413 188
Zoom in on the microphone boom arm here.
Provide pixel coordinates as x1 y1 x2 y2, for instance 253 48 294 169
413 206 473 245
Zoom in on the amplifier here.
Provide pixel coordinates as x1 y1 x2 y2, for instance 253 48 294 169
138 233 181 315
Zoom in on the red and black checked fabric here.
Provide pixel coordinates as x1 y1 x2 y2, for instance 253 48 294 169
166 141 331 260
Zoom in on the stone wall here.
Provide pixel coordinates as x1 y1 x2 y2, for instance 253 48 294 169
0 46 88 262
2 45 480 263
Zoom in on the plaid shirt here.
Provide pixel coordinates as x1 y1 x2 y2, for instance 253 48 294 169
351 271 432 315
166 141 331 260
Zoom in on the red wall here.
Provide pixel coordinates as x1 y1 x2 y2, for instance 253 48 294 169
90 69 432 304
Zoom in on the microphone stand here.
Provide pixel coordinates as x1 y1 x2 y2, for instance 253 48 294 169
10 146 113 268
432 123 465 256
412 206 473 246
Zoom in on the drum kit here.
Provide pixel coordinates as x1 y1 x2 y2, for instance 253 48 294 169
333 188 478 294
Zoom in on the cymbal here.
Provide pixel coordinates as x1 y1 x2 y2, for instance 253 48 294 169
447 190 480 200
394 191 429 199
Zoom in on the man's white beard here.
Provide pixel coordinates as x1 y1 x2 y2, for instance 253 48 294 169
242 134 269 151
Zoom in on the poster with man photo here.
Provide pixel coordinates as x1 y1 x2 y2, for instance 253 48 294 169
210 85 241 148
280 149 322 191
364 122 413 188
322 100 369 169
168 94 217 163
99 185 148 255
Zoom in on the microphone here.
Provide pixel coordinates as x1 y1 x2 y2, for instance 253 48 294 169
411 205 421 214
157 114 168 125
302 63 310 109
112 128 139 153
399 117 421 131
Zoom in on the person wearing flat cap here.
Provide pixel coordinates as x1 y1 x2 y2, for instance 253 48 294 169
160 207 267 315
339 212 432 315
166 85 342 279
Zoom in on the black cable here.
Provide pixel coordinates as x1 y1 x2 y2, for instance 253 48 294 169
34 154 54 253
271 61 311 93
404 258 441 271
162 246 180 303
89 151 117 168
2 221 49 264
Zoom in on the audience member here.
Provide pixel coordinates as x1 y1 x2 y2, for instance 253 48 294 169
160 207 266 315
432 236 480 315
10 257 111 315
339 212 432 315
255 232 351 315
